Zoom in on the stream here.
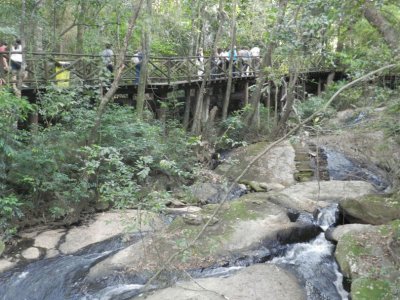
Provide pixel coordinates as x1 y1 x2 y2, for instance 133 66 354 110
0 147 388 300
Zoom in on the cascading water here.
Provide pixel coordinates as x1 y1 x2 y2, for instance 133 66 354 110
271 204 348 300
0 235 147 300
322 147 389 191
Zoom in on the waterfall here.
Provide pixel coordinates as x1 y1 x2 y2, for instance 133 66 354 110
271 205 349 300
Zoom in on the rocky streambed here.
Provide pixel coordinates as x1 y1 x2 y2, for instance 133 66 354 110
0 135 399 300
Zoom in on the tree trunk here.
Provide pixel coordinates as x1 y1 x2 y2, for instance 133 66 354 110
222 0 238 121
76 0 87 54
191 0 225 134
364 3 400 56
272 71 298 138
89 0 144 143
246 0 288 129
136 0 152 118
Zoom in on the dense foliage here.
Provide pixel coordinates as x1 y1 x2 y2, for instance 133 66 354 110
0 87 197 241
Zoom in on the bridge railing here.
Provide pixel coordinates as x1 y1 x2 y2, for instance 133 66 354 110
0 52 259 88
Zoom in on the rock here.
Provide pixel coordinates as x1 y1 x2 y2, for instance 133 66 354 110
45 249 60 259
143 264 306 300
266 183 285 192
21 247 41 260
265 192 320 213
166 199 187 208
87 193 321 280
34 229 65 249
182 214 203 226
0 259 16 273
340 193 400 225
215 141 296 187
280 181 376 206
95 200 110 212
239 180 267 192
276 224 322 244
189 182 245 204
163 206 202 215
334 220 400 299
59 210 164 254
326 224 375 243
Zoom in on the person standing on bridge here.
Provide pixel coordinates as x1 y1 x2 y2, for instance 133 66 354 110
101 43 114 73
250 46 261 73
196 48 204 79
10 39 27 90
0 41 8 86
132 47 143 84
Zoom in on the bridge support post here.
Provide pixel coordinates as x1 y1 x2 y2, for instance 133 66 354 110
29 112 39 127
183 87 191 130
202 89 211 124
317 78 322 96
243 81 249 106
155 88 168 122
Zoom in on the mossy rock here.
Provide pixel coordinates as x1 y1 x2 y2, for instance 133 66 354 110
340 193 400 225
351 277 395 300
335 220 400 299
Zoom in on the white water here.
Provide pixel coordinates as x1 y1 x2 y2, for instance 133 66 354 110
271 205 349 300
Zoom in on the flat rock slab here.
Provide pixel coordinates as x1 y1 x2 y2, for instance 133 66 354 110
216 141 296 187
326 224 375 243
143 264 306 300
87 194 321 279
281 181 376 205
59 210 164 254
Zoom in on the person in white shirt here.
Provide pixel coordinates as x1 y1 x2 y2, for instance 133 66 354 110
250 46 261 73
10 38 28 89
196 48 204 78
10 39 23 73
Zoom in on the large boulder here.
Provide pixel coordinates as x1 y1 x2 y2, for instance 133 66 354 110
335 220 400 299
340 193 400 225
215 141 296 187
189 182 246 204
87 193 321 280
281 181 376 204
59 210 164 254
326 224 375 243
142 264 306 300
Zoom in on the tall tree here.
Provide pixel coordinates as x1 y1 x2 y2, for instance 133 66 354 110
245 0 289 129
90 0 144 143
136 0 152 118
363 2 400 56
222 0 238 121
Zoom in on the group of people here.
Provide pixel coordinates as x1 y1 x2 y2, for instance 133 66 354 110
101 44 143 84
0 39 25 86
196 45 261 78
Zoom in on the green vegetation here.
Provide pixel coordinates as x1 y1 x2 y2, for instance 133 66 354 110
0 88 197 242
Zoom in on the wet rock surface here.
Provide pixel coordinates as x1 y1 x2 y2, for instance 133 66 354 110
142 264 307 300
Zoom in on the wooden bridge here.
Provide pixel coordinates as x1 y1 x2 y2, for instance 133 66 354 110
4 51 397 125
0 52 260 89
